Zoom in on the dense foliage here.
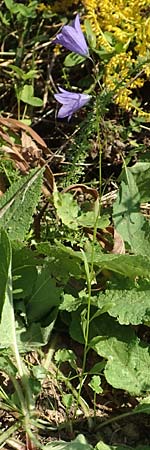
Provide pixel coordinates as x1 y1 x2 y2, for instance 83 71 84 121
0 1 150 449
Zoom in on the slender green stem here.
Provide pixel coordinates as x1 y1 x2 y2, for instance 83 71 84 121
73 97 102 421
95 408 142 430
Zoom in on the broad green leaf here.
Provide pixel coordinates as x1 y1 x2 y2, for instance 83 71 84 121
70 314 150 395
0 167 43 241
64 53 86 67
89 315 150 395
98 277 150 325
17 308 57 349
26 265 62 322
113 167 150 255
0 229 11 317
77 212 110 228
96 443 150 450
44 434 93 450
53 191 79 229
12 245 39 299
20 85 43 106
36 242 83 283
92 252 150 278
130 162 150 202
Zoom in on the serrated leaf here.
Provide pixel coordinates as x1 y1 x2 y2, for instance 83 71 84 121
64 53 86 67
70 313 150 395
113 167 150 255
89 315 150 395
53 190 79 229
59 294 82 312
88 375 103 394
0 167 43 241
98 277 150 325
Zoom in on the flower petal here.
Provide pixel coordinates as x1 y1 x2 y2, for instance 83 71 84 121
54 88 91 119
54 14 89 57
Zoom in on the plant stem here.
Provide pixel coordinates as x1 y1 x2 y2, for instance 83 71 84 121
95 408 143 430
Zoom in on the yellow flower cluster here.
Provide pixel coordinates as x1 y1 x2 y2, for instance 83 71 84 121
82 0 150 116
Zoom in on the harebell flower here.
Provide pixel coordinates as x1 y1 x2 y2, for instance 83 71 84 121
54 14 89 57
54 88 91 120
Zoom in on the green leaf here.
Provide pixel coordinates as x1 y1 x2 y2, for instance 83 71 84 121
26 265 62 322
59 294 82 312
0 229 11 317
64 53 86 67
17 309 57 349
4 0 14 10
53 190 79 229
77 212 110 228
92 251 150 278
0 354 17 377
84 19 96 48
12 245 39 299
113 167 150 255
135 395 150 415
89 315 150 395
96 443 150 450
98 277 150 325
88 375 103 394
70 313 150 395
8 64 24 79
62 394 73 409
20 85 43 106
0 231 15 347
36 242 83 284
0 167 43 241
44 434 93 450
130 162 150 202
55 349 77 369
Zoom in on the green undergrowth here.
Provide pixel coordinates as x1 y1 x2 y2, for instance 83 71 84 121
1 159 150 448
0 1 150 449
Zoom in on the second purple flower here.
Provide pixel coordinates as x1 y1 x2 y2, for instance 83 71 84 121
54 14 89 57
54 88 91 120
